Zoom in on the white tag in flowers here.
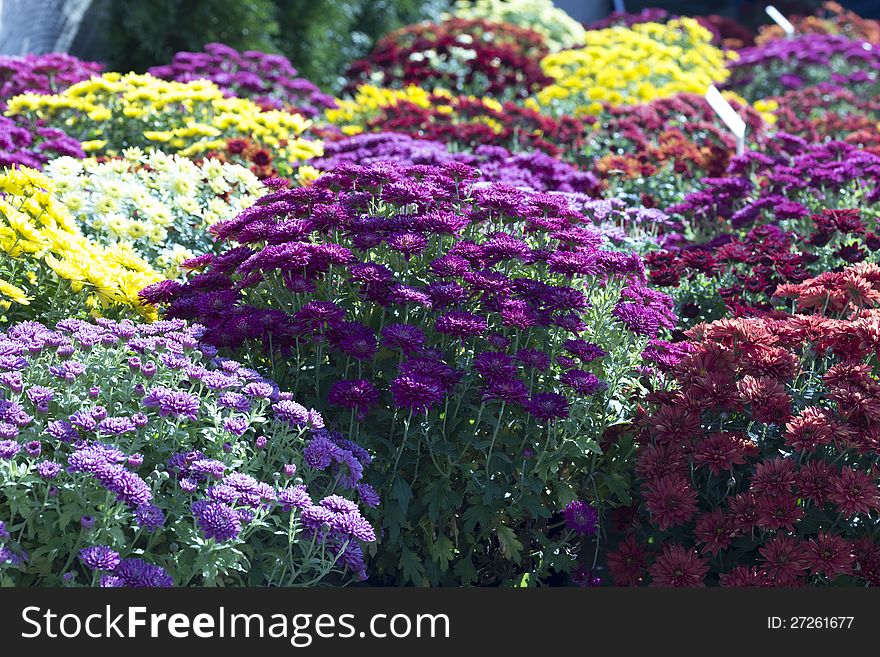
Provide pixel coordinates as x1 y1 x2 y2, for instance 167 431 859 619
765 5 796 36
705 85 746 155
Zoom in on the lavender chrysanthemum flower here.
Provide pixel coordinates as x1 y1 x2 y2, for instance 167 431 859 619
79 546 121 571
356 483 380 508
0 520 8 539
0 440 21 459
142 386 200 421
272 399 309 426
562 500 598 536
26 386 55 404
218 392 251 413
223 416 249 436
45 419 78 442
98 417 136 436
36 460 61 479
80 515 95 529
192 499 242 542
330 511 377 543
25 440 41 457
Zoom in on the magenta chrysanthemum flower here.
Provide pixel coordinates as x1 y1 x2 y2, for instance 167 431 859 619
380 323 426 354
562 500 598 536
327 379 380 418
434 311 487 338
525 392 569 421
560 369 607 396
390 375 445 413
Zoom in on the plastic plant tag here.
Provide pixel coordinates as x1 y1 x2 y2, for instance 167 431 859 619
705 85 746 155
765 5 796 36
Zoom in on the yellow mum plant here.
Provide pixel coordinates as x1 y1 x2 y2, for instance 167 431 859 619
527 18 735 117
0 166 163 323
4 73 323 174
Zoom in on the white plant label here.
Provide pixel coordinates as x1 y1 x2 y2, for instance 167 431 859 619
705 85 746 155
765 5 796 35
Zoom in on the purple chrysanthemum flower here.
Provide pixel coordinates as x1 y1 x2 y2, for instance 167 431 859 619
562 500 598 536
112 558 174 587
380 323 427 354
563 339 607 362
98 417 136 436
303 434 341 470
525 392 569 422
473 351 517 382
142 386 200 420
390 374 445 414
0 440 21 459
515 349 551 372
24 440 41 457
37 460 61 479
434 311 487 338
327 379 380 418
135 503 166 532
560 370 607 396
80 515 95 529
79 546 121 571
356 483 380 508
192 499 241 541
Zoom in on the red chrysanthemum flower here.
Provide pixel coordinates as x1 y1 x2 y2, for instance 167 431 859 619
607 535 647 587
750 457 797 497
719 566 773 588
783 407 834 453
758 535 809 586
643 474 698 530
648 544 708 587
829 466 880 518
693 509 735 556
806 533 855 580
692 432 751 475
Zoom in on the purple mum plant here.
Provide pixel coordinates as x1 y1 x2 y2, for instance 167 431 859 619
0 317 376 587
148 42 336 118
142 161 679 586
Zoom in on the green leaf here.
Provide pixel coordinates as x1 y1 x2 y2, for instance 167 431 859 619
391 475 412 515
494 523 523 564
428 533 455 571
452 553 478 585
398 548 426 586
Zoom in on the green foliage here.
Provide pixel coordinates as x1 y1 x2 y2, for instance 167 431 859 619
93 0 449 91
100 0 280 73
